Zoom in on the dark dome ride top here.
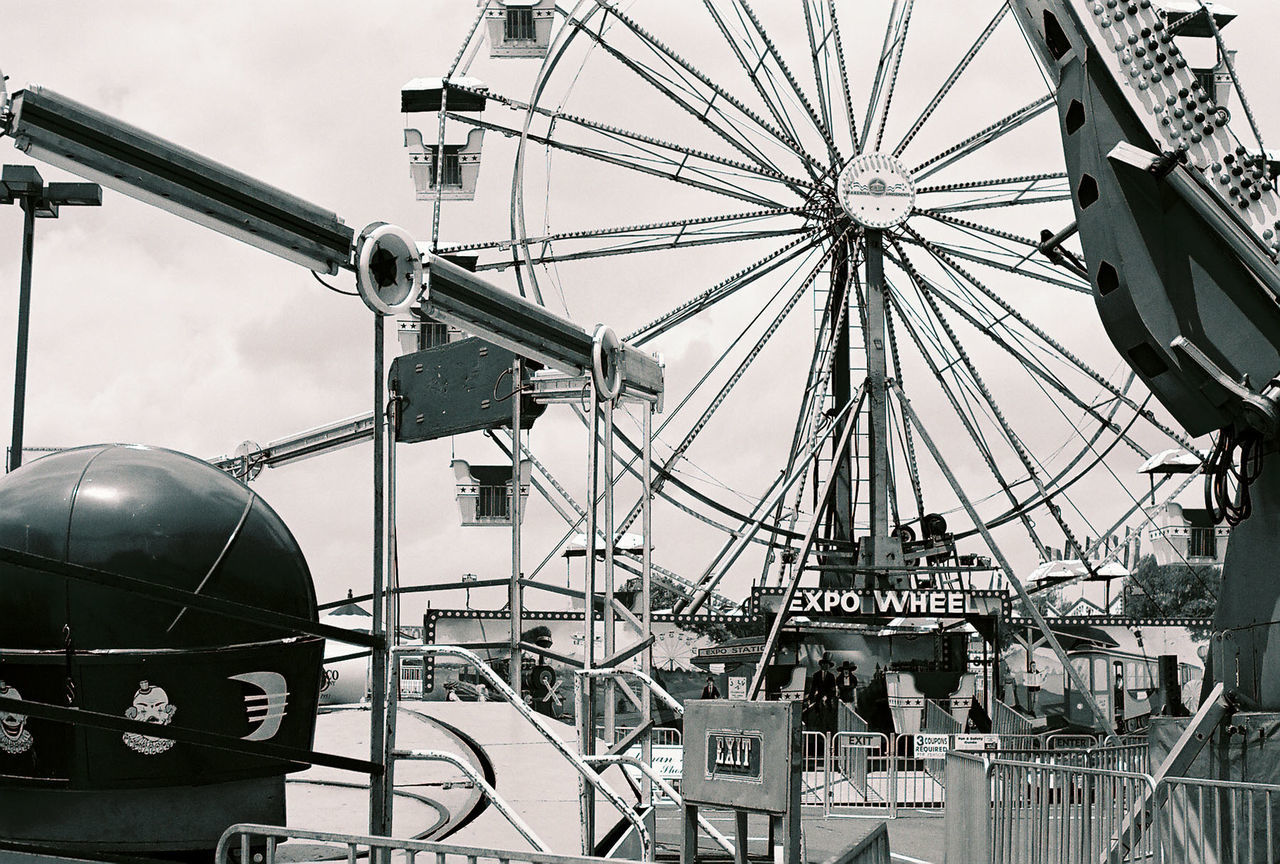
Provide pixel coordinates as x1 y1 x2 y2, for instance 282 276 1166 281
0 444 324 804
0 443 317 650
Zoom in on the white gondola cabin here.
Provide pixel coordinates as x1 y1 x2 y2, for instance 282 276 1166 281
402 77 488 201
481 0 555 59
452 459 531 526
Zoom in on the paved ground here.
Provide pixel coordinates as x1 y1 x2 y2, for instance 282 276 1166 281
654 804 946 864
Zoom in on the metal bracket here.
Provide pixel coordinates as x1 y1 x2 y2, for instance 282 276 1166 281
1171 335 1280 434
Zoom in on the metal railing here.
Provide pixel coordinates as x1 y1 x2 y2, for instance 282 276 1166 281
945 750 1280 864
217 824 646 864
924 699 962 735
391 749 547 850
391 647 650 859
828 731 894 816
1160 775 1280 864
844 822 892 864
989 758 1158 864
945 753 991 864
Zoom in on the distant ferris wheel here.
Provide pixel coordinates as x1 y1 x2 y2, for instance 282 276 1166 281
411 1 1200 604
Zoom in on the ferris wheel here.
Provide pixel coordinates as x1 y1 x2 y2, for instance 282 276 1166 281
412 0 1206 607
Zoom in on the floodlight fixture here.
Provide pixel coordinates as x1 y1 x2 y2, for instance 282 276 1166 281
3 85 353 274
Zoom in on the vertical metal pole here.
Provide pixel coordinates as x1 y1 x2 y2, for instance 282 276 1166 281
370 314 390 835
580 383 600 855
9 202 35 473
510 358 524 693
641 404 655 843
384 390 399 835
603 397 616 747
861 229 894 578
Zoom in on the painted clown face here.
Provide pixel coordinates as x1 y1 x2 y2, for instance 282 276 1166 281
0 681 33 756
127 682 176 725
123 680 177 755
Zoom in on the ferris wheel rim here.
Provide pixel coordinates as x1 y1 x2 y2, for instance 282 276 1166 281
445 1 1203 591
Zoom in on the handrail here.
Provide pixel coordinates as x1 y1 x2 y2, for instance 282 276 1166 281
392 645 650 859
575 666 684 715
583 754 734 856
216 823 645 864
391 748 548 851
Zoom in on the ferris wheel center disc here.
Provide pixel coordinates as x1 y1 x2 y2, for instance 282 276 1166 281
837 154 916 230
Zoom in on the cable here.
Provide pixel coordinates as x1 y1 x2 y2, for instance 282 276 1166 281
1204 426 1264 527
312 270 358 296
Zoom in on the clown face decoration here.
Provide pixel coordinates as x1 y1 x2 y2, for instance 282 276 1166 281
122 680 177 755
0 681 33 756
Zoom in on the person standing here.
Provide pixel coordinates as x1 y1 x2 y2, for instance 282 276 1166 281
701 676 721 699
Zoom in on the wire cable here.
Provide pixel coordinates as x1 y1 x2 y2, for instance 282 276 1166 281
312 270 358 296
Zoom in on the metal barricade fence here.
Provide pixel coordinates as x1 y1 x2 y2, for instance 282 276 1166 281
894 734 946 811
1047 732 1098 750
925 699 963 735
217 824 647 864
1088 741 1150 775
988 759 1158 864
802 730 829 807
945 752 991 864
828 731 894 816
1159 776 1280 864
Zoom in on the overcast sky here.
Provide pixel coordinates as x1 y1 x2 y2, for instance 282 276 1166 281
1 1 1276 620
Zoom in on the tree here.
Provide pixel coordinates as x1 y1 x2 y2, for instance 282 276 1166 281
1123 555 1221 638
648 583 763 643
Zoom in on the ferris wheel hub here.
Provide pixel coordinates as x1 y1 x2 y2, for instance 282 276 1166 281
837 154 916 230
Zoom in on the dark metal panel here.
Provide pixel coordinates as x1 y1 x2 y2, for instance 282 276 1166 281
681 700 800 814
389 337 544 443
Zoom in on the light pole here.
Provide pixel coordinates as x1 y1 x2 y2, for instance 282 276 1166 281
1 165 101 471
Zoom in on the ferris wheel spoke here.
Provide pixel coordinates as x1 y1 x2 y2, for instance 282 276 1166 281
882 283 926 523
732 0 841 163
905 226 1200 454
562 12 790 177
483 227 812 272
468 82 820 194
627 229 826 345
799 0 836 156
910 94 1056 181
585 2 827 175
897 233 1090 294
912 208 1045 249
439 205 813 255
703 0 809 160
926 192 1075 214
884 276 1050 558
898 262 1151 461
915 172 1069 195
864 0 914 155
611 239 840 544
891 5 1009 160
823 0 858 155
449 112 792 207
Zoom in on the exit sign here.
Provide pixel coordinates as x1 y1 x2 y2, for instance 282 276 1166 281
705 730 763 782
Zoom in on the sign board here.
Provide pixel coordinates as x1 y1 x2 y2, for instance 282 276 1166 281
694 643 764 662
682 700 800 814
727 676 747 700
623 743 682 798
953 734 1001 752
913 733 951 760
754 586 1008 620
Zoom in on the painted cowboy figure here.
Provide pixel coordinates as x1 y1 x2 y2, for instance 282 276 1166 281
806 654 839 734
836 661 859 705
